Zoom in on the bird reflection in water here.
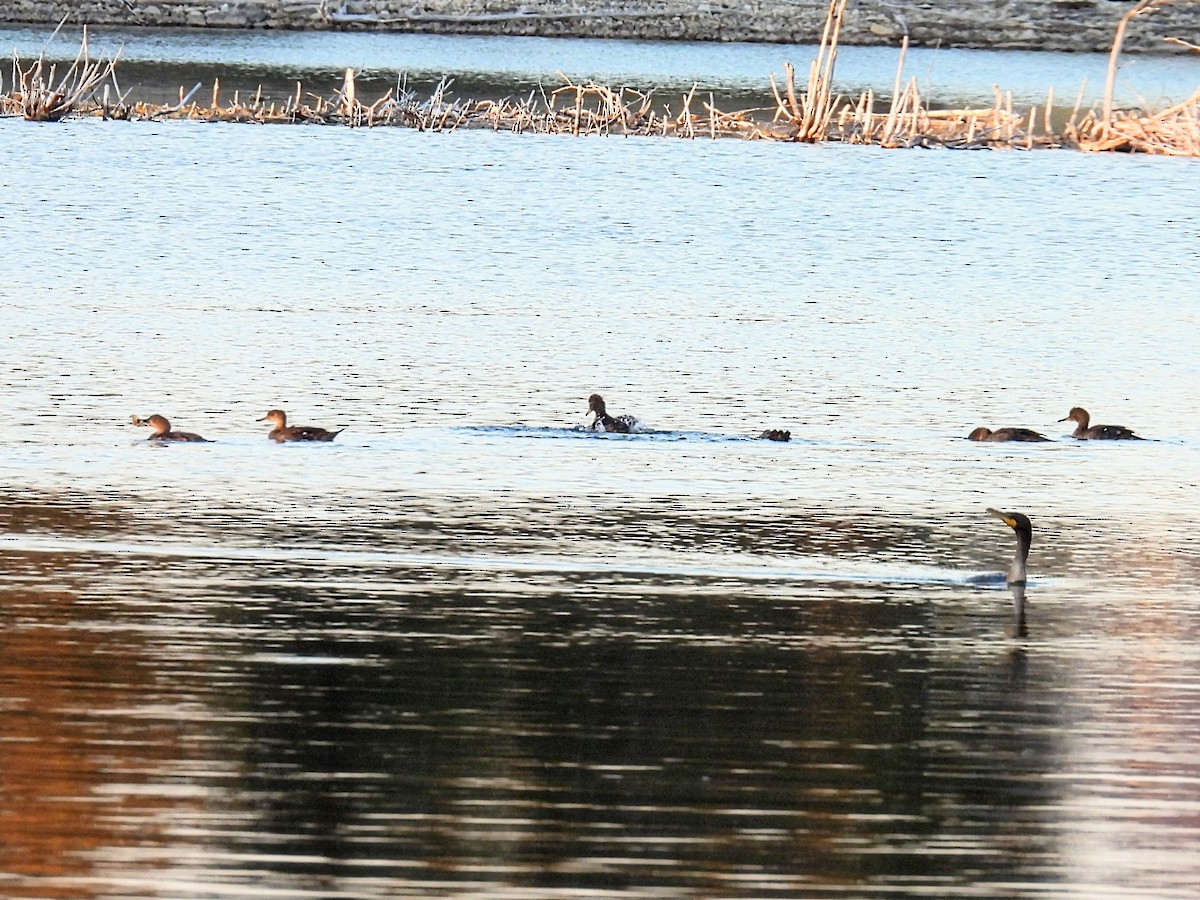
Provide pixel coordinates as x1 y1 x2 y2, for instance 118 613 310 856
1009 582 1028 639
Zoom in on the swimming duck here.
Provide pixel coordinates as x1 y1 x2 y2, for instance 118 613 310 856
759 429 791 442
259 409 342 443
968 426 1051 443
587 394 636 434
987 507 1032 586
1058 407 1141 440
131 414 210 442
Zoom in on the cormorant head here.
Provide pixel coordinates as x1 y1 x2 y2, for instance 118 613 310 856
987 507 1032 540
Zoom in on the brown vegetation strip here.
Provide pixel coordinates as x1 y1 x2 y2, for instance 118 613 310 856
2 1 1198 155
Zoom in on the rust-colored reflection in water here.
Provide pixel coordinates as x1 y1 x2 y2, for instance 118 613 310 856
0 558 182 897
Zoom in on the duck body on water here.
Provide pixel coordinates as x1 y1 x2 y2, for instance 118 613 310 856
587 394 637 434
131 414 210 443
968 426 1051 443
1059 407 1142 440
258 409 343 443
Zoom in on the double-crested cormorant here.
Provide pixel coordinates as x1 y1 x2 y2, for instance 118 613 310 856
1058 407 1141 440
987 507 1032 585
132 414 209 442
259 409 342 442
968 426 1051 443
587 394 636 434
759 429 792 442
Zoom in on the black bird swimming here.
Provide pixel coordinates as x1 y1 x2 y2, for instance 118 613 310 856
987 507 1032 585
1058 407 1141 440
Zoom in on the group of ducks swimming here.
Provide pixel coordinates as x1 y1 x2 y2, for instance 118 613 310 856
589 394 1144 443
131 396 1144 446
130 410 342 443
968 407 1142 442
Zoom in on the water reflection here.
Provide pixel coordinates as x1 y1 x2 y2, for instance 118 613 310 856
0 576 174 898
1010 583 1028 638
0 551 1009 895
3 510 1200 896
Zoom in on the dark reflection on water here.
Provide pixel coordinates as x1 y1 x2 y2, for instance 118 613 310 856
2 539 1199 897
0 551 1022 896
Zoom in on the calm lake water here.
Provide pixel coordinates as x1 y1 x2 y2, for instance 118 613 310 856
2 30 1200 898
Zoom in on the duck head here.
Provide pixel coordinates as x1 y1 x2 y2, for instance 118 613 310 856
136 414 171 436
587 394 607 419
1058 407 1089 427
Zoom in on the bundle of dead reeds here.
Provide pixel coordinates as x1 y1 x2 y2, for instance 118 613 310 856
829 40 1062 150
1070 0 1200 154
8 22 119 122
770 0 849 141
1069 91 1200 154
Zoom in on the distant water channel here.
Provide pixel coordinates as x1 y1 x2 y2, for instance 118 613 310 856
2 27 1200 899
4 23 1200 110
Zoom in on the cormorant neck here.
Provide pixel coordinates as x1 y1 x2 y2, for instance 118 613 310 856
1007 527 1032 585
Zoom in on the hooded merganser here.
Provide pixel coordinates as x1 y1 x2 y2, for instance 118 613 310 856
587 394 636 434
1058 407 1141 440
968 426 1051 443
131 414 210 442
258 409 342 442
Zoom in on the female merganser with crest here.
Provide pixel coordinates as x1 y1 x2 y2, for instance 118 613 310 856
259 409 342 442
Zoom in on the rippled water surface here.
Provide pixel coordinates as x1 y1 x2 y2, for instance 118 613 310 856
2 78 1200 898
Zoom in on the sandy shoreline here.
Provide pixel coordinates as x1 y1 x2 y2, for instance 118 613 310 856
1 0 1198 54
